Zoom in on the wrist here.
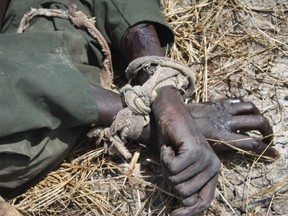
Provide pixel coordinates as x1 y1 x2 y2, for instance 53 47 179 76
137 113 158 147
121 23 165 85
90 85 124 126
152 86 186 118
121 23 165 62
136 86 183 148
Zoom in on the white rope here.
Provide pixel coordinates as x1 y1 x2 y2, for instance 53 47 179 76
88 56 196 159
18 5 197 159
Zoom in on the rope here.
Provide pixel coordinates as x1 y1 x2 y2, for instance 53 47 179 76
88 56 196 159
17 5 196 159
17 4 113 89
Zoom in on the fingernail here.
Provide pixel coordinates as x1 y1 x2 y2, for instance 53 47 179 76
266 147 280 159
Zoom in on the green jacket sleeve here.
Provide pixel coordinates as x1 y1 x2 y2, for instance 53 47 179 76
93 0 174 51
0 32 98 137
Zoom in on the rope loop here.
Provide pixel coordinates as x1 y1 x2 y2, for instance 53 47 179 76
89 56 196 159
17 4 113 89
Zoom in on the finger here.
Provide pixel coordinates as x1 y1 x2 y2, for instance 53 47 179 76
173 161 220 199
221 97 243 104
230 101 261 115
161 145 197 175
182 194 198 207
171 175 218 216
212 133 279 158
162 155 210 185
205 98 243 105
227 115 273 144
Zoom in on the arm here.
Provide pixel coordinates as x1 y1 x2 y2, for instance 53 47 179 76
120 23 221 215
119 22 279 216
120 23 278 159
187 98 279 158
153 86 220 215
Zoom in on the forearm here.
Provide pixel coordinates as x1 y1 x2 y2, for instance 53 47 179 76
121 23 166 84
152 86 205 148
89 23 169 144
90 85 124 126
119 23 184 147
121 23 165 62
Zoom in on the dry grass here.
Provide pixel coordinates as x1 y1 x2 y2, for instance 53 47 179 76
9 0 288 215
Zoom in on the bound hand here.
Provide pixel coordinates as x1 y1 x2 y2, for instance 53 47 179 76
152 86 220 215
186 98 279 158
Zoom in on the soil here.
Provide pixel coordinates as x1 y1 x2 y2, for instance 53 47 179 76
213 55 288 216
160 0 288 215
198 0 288 215
6 0 288 215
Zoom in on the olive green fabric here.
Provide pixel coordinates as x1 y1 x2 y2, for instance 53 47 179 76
2 0 173 82
0 0 174 190
0 31 98 188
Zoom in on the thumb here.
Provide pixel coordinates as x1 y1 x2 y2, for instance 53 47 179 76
160 145 175 167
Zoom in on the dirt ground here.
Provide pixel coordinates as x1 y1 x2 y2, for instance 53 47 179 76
8 0 288 215
199 1 288 215
212 55 288 215
184 2 288 216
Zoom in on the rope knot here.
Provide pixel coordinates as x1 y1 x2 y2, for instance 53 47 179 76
89 56 196 159
120 84 151 115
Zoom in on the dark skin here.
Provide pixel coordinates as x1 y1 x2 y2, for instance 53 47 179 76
153 86 220 215
188 98 279 157
0 5 278 215
92 23 279 215
92 86 278 156
91 85 279 215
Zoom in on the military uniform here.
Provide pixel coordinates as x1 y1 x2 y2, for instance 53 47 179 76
0 0 173 190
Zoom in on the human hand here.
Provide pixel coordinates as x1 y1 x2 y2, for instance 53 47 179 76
152 86 220 215
186 98 279 158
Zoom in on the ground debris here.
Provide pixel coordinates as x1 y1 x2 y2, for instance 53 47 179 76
9 0 288 215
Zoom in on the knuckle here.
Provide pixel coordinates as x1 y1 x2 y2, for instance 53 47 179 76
199 198 213 211
228 98 243 104
246 101 257 110
175 184 190 197
251 139 262 152
258 116 269 126
182 195 198 206
212 157 221 172
192 146 205 156
208 157 221 174
224 120 233 130
168 175 180 184
164 166 177 176
168 163 182 175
